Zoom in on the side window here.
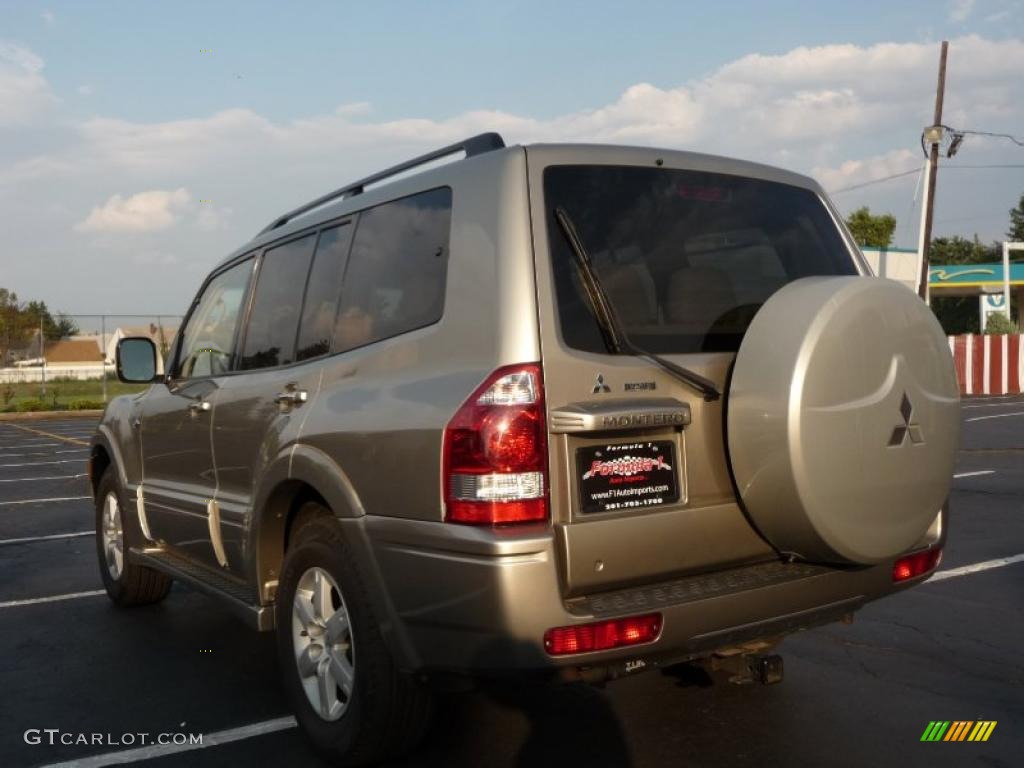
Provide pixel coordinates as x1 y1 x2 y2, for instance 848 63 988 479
239 234 317 370
176 258 253 379
295 223 354 361
334 187 452 353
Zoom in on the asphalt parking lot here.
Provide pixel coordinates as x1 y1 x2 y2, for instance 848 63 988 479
0 400 1021 768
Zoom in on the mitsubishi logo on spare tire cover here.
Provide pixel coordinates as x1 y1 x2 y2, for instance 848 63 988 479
888 392 924 447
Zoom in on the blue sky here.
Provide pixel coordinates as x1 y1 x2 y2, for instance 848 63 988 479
2 0 1023 314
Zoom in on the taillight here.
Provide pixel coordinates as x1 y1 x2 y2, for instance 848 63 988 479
544 614 663 656
443 363 548 525
893 547 942 582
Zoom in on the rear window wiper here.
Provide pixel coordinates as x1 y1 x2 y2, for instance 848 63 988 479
553 206 722 403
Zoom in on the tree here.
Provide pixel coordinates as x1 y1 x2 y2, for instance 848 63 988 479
52 314 80 340
985 312 1019 335
929 235 998 265
0 289 25 364
845 207 897 248
1009 193 1024 242
20 301 79 341
0 291 80 364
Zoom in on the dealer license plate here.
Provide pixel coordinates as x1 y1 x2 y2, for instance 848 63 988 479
576 441 680 514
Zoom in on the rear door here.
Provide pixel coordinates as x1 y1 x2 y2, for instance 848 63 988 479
210 222 354 570
525 149 860 596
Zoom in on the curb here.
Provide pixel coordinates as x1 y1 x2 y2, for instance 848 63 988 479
0 410 104 422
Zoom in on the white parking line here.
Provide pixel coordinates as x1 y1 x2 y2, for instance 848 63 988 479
0 531 93 545
0 441 59 448
0 459 86 468
952 470 995 479
38 716 299 768
965 411 1024 423
930 553 1024 582
0 590 105 609
5 547 1018 766
961 401 1024 409
0 495 91 506
0 449 88 458
0 473 87 483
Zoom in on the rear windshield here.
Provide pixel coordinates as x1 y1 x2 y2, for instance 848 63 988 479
544 165 856 354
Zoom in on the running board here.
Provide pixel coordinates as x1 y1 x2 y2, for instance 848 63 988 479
130 547 275 631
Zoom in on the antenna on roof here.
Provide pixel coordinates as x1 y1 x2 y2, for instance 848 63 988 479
257 132 506 236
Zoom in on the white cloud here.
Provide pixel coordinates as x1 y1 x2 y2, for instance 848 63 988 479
2 33 1021 317
76 188 192 233
196 204 232 231
41 10 55 26
812 149 923 193
77 84 93 97
11 35 1009 186
0 41 55 126
2 34 1020 270
949 0 976 22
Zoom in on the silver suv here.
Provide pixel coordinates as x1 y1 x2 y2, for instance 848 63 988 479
91 133 960 765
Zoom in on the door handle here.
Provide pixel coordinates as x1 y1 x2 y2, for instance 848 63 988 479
187 400 211 415
273 389 308 406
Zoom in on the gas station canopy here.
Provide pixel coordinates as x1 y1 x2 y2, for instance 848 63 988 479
929 262 1024 297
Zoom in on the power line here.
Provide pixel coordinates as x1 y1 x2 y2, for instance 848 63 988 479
828 168 921 194
943 163 1024 169
827 163 1024 195
958 129 1024 148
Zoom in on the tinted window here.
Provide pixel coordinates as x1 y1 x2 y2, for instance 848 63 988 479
334 187 451 353
545 166 856 354
295 223 353 361
176 258 253 379
240 234 316 370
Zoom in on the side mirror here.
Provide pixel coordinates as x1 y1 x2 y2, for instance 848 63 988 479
116 337 158 383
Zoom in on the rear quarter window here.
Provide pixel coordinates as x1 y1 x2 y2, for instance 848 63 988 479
333 187 452 353
544 165 856 354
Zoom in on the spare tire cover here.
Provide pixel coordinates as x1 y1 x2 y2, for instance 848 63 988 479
727 276 960 565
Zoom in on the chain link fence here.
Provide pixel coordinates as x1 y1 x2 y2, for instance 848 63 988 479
1 314 183 410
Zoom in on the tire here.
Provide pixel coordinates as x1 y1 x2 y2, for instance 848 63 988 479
727 276 960 564
276 514 433 766
95 467 172 606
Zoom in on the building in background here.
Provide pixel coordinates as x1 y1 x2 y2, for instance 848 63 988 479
928 262 1024 328
860 247 919 293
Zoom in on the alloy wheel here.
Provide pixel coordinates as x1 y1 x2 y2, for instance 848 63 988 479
292 566 355 721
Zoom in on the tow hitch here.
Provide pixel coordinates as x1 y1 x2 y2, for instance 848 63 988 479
705 653 784 685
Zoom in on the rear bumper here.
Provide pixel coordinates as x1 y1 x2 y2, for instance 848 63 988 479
364 514 941 675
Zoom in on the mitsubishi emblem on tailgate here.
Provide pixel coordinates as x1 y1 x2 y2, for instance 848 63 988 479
592 374 611 394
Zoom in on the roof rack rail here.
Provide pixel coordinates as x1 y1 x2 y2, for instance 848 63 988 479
257 132 506 236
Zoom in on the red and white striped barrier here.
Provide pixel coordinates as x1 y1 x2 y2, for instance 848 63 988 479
948 335 1024 396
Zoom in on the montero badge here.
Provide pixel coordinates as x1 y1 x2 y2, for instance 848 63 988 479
549 398 692 434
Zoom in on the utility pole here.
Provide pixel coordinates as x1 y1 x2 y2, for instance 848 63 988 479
39 315 46 397
917 40 949 303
